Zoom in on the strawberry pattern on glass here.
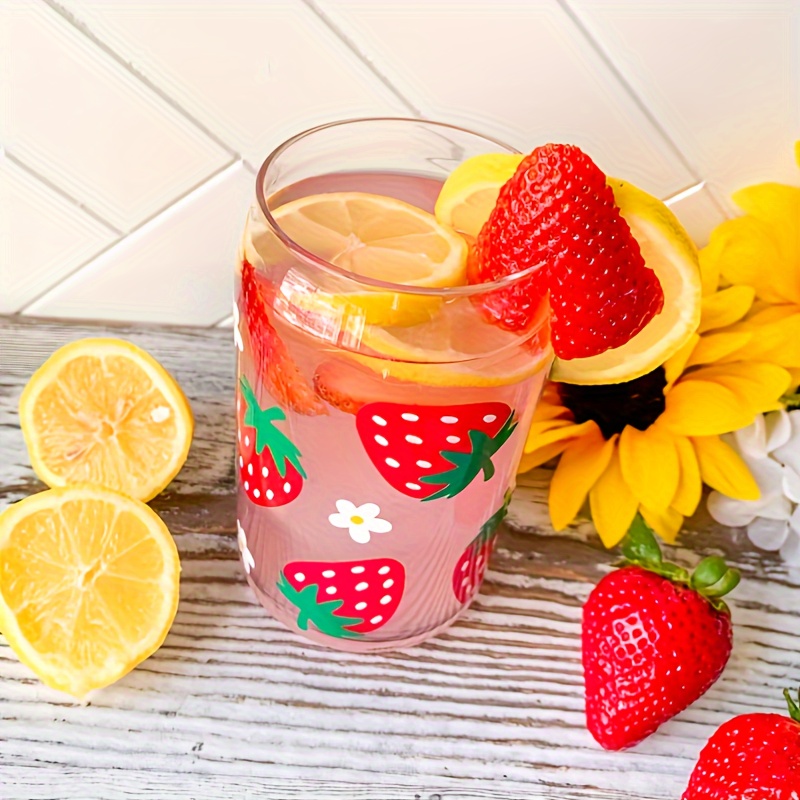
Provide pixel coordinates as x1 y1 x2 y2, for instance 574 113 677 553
356 402 517 501
452 494 511 604
277 559 406 639
238 375 306 507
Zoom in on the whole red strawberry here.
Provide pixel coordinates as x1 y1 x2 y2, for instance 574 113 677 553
468 143 664 360
682 689 800 798
583 517 739 750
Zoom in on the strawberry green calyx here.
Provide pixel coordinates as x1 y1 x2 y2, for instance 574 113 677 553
619 515 740 613
240 376 306 480
784 688 800 723
473 490 513 545
276 571 363 639
420 413 517 501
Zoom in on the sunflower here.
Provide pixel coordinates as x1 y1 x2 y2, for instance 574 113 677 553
698 141 800 385
521 266 793 549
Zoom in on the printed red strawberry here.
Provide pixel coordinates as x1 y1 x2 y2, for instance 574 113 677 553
452 495 510 603
468 143 664 360
277 558 405 638
238 375 305 507
682 688 800 798
356 402 517 501
583 516 739 751
240 258 326 415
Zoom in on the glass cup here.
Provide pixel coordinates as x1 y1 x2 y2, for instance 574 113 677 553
235 118 551 652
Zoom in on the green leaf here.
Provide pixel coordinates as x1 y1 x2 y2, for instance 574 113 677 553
276 571 363 639
240 375 306 479
784 688 800 723
620 515 663 567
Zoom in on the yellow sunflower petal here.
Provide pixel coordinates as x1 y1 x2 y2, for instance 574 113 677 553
690 362 791 414
531 401 572 423
697 285 755 333
731 183 800 304
698 234 723 296
526 418 576 442
721 312 800 368
589 449 639 549
671 436 702 517
525 420 597 453
660 379 755 436
618 424 680 512
640 505 684 544
692 435 760 500
712 215 796 304
685 331 754 368
549 430 617 531
664 333 701 389
517 441 572 473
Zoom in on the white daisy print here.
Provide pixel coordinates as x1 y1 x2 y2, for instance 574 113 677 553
328 499 392 544
237 519 255 573
233 299 244 352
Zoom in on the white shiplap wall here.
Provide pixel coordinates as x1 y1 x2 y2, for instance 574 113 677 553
1 0 798 326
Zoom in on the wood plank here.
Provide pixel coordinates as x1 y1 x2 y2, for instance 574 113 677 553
1 315 799 799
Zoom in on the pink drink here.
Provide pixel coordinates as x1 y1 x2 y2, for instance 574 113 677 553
234 120 551 652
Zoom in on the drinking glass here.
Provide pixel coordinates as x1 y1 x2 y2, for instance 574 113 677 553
235 118 551 651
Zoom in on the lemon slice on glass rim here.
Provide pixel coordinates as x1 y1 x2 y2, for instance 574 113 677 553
268 191 468 327
435 154 702 385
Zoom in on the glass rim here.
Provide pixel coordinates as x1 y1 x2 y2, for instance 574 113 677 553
254 116 547 297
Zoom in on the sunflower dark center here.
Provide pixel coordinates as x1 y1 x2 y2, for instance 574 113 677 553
558 366 668 439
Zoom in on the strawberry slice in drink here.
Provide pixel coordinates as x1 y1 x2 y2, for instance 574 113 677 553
240 258 326 415
356 401 517 501
468 143 664 360
238 376 305 507
277 558 405 638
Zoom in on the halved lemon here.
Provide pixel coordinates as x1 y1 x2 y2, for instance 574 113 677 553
19 338 193 502
0 485 180 697
434 153 523 236
551 179 702 384
435 154 702 385
272 192 468 326
351 300 551 387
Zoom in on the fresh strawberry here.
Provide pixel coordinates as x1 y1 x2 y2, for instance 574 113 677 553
468 143 664 360
238 375 306 507
277 558 405 638
240 258 326 416
452 495 510 603
582 517 739 750
682 689 800 798
356 402 517 501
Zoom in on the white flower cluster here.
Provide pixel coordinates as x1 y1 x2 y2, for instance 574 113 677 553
707 409 800 564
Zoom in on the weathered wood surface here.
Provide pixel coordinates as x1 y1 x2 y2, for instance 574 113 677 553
1 315 798 800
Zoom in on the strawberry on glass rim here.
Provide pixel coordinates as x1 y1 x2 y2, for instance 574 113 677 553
467 143 665 361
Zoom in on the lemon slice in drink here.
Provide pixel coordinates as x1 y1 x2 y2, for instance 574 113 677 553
19 338 193 502
0 485 180 697
351 300 550 387
273 192 468 326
